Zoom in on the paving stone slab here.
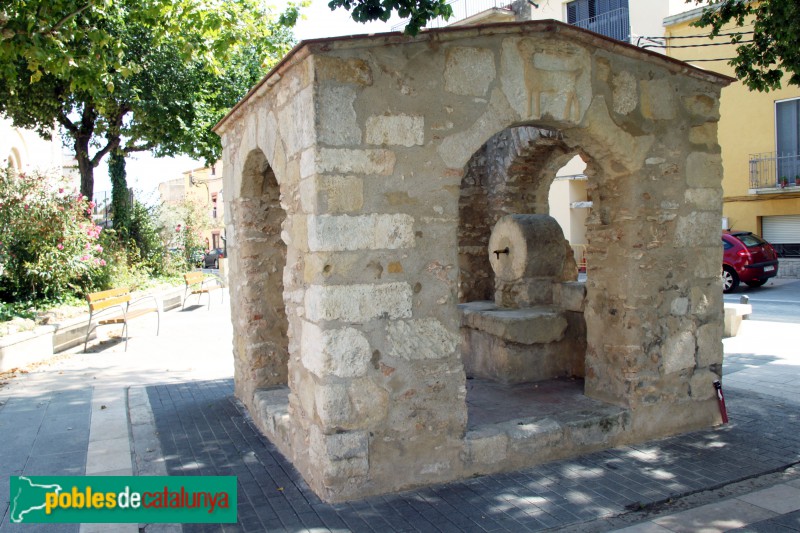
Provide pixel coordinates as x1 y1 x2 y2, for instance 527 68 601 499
612 523 674 533
738 484 800 515
652 499 777 533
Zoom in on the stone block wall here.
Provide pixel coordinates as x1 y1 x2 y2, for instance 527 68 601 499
215 22 731 502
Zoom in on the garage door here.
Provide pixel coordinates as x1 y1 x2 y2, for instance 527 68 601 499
763 215 800 256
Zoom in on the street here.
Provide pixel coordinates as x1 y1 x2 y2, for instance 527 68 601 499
723 277 800 323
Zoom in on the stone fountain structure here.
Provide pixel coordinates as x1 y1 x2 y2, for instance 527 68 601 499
213 20 733 502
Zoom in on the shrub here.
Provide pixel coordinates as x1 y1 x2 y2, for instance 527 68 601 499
0 169 109 301
159 198 208 271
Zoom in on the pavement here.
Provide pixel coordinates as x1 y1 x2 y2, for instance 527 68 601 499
1 291 799 532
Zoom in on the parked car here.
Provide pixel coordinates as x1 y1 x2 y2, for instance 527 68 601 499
189 249 204 268
203 247 225 269
722 231 779 293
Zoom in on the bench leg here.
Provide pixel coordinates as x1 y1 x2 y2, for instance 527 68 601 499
83 323 95 353
123 321 129 352
156 309 161 336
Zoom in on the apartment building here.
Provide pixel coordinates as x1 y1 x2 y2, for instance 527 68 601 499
664 6 800 275
158 161 225 252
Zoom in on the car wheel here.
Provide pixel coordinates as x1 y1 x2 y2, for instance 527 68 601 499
745 278 768 288
722 266 739 293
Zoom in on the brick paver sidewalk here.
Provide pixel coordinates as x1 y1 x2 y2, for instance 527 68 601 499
142 379 800 533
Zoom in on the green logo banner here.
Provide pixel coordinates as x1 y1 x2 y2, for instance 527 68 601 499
9 476 237 523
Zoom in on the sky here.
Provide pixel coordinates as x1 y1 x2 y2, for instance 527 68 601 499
93 1 400 197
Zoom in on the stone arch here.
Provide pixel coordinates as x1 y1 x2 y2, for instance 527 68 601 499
458 126 591 302
457 124 595 385
458 126 598 302
229 148 289 404
454 99 646 399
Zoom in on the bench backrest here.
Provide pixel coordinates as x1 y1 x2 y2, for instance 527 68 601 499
87 287 131 312
184 272 205 286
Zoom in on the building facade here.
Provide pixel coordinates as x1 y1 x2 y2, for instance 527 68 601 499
158 162 226 252
665 7 800 276
0 118 63 176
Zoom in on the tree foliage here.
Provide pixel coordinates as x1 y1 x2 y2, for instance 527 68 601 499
691 0 800 91
327 0 452 36
0 0 299 199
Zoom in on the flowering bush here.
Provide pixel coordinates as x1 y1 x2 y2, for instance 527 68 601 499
0 169 110 301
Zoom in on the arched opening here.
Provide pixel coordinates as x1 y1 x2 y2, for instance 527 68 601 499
548 155 591 280
230 149 289 403
458 126 571 302
458 125 598 427
7 148 21 170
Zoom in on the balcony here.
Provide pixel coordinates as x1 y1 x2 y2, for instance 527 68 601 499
569 7 630 43
749 152 800 192
391 0 513 31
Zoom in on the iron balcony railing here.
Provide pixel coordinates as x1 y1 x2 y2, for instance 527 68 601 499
749 152 800 190
391 0 513 31
570 7 630 43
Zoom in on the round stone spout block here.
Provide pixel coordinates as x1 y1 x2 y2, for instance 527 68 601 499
458 301 567 344
488 214 567 282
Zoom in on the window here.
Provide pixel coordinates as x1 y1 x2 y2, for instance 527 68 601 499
566 0 629 42
211 193 218 219
776 98 800 180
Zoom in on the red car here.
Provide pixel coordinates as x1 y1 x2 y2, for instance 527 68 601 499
722 231 779 293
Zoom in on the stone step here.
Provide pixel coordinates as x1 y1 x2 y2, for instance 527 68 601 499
465 396 630 474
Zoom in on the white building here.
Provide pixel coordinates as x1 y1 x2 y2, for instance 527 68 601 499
0 118 63 176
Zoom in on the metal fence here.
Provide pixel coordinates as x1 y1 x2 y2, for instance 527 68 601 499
91 189 133 228
391 0 513 31
92 190 112 226
749 152 800 190
570 8 630 42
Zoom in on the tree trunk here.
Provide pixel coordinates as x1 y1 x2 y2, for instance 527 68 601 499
75 134 94 201
109 152 130 234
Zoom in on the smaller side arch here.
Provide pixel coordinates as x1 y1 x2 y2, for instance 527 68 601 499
458 126 577 302
229 148 289 405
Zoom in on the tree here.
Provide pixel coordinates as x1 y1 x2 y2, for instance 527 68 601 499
0 0 298 200
690 0 800 92
327 0 453 36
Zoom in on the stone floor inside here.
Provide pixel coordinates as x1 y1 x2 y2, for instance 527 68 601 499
465 376 625 430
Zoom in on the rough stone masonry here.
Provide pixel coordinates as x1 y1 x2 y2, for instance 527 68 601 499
213 20 733 502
